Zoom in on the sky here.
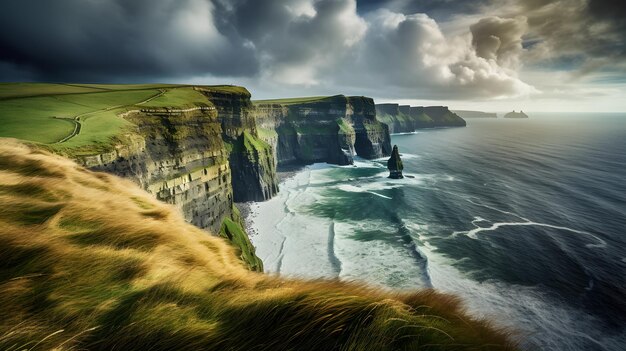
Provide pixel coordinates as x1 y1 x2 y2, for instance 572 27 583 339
0 0 625 112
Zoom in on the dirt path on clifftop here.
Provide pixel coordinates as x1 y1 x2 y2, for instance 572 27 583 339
55 89 167 143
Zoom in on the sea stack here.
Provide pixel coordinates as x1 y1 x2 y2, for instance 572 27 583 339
387 145 404 179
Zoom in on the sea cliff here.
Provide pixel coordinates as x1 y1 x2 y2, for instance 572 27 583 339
254 95 392 166
376 103 466 133
74 86 277 271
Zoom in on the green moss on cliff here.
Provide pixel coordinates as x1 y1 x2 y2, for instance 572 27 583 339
337 118 354 134
220 206 264 272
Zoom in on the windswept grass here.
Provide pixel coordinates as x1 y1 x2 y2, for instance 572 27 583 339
0 140 518 351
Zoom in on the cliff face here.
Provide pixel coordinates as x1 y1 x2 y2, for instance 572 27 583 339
78 106 233 233
376 104 466 133
254 95 391 166
75 87 280 271
198 88 278 202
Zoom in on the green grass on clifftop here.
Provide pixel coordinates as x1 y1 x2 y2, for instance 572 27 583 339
0 83 247 156
141 87 209 108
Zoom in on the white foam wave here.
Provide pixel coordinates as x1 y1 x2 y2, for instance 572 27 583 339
373 153 420 162
456 220 606 248
391 131 420 135
333 220 431 289
399 153 420 159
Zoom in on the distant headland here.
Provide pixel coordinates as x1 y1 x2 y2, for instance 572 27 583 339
453 110 498 118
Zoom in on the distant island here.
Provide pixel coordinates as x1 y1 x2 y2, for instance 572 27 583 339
453 110 498 118
504 110 529 118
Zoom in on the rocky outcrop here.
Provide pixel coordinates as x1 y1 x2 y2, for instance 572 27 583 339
504 110 529 118
376 104 466 133
254 95 391 166
387 145 404 179
453 110 498 118
74 86 280 271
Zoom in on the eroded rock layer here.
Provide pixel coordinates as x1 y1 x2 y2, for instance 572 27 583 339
73 87 280 270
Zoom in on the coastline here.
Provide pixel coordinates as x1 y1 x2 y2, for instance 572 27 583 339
238 163 307 240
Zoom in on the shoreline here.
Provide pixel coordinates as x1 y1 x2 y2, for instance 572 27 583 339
238 163 308 238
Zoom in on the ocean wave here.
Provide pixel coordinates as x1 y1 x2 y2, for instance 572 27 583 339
327 221 342 277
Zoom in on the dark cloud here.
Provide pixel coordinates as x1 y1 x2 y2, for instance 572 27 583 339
0 0 259 82
490 0 626 77
471 16 527 69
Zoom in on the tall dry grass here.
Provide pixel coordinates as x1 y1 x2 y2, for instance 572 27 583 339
0 139 518 350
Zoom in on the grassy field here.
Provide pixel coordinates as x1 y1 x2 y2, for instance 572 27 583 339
0 141 518 351
0 83 245 156
141 87 208 108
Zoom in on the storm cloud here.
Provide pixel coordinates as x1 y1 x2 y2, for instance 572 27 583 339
0 0 624 103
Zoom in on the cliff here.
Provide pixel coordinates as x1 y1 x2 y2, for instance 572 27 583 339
504 110 529 118
254 95 391 166
376 104 466 133
198 87 278 202
69 86 279 271
0 140 518 351
453 110 498 118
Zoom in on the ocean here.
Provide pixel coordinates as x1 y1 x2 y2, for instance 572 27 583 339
247 113 626 350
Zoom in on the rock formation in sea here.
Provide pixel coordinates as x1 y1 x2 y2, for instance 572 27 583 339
387 145 404 179
504 110 529 118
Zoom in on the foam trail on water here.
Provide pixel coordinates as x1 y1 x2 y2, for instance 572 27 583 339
454 220 607 248
425 187 607 249
367 191 392 199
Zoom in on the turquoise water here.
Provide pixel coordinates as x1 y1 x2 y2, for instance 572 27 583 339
249 114 626 350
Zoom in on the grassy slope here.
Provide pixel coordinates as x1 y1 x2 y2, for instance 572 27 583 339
0 140 517 351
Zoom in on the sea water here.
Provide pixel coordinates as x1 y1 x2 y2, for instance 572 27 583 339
248 113 626 350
